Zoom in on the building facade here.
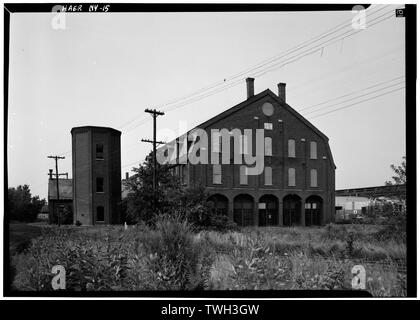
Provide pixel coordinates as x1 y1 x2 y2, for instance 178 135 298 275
48 176 73 224
71 126 122 225
163 78 336 227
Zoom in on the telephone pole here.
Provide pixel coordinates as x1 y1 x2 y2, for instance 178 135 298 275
48 155 65 227
48 170 69 180
142 108 165 213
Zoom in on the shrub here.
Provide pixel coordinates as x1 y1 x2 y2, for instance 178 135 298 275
373 202 406 242
50 205 73 225
321 223 347 241
11 214 216 291
141 213 214 290
8 185 45 222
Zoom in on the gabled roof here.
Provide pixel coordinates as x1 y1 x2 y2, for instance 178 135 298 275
48 179 73 200
199 89 329 139
164 88 336 168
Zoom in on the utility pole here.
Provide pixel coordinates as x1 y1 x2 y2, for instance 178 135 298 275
142 108 165 213
48 170 69 180
48 155 65 227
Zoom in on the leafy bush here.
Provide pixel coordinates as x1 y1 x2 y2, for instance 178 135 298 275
321 223 347 241
50 204 73 225
373 202 406 242
123 154 237 231
12 215 215 291
141 213 214 290
10 223 406 296
8 185 45 222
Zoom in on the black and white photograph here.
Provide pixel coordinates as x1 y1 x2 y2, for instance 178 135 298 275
2 2 416 301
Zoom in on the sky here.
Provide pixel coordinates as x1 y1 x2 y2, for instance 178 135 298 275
7 4 406 200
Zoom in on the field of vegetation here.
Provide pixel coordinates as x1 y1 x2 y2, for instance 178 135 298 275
10 216 406 296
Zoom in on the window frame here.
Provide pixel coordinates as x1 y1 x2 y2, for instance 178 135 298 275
265 137 272 156
310 168 318 187
212 132 221 153
264 122 273 130
239 165 248 185
96 177 104 193
264 166 273 185
288 139 296 158
96 206 105 222
310 141 317 159
288 167 296 187
96 143 104 160
213 164 222 184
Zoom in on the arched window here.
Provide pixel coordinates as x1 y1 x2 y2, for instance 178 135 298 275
96 206 104 222
265 137 272 156
288 168 296 187
288 139 296 158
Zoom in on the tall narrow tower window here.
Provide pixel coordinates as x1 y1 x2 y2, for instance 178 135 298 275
96 144 104 160
96 177 104 193
96 206 104 222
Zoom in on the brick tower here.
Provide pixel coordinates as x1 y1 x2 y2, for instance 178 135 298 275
71 126 122 225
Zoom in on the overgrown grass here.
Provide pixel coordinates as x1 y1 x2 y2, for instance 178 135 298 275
10 221 407 296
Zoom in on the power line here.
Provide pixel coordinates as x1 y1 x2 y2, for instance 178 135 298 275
55 5 399 155
113 5 394 133
287 44 404 98
157 5 390 111
251 10 397 79
157 8 399 116
301 78 405 115
32 5 402 191
308 85 405 120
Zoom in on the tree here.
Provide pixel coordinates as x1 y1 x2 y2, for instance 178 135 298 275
122 152 182 225
8 185 46 222
385 156 406 186
122 152 237 231
375 156 407 241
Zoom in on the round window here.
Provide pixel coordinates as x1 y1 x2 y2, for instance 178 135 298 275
262 102 274 116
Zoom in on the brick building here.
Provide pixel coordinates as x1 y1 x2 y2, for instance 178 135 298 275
71 126 122 225
162 78 336 227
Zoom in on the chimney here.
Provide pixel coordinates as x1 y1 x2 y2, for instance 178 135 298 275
246 77 255 99
278 82 286 102
125 172 129 180
49 169 53 180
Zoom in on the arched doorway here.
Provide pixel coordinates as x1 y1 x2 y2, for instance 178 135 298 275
283 194 302 226
305 196 323 226
208 194 229 216
233 194 254 226
259 195 279 226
